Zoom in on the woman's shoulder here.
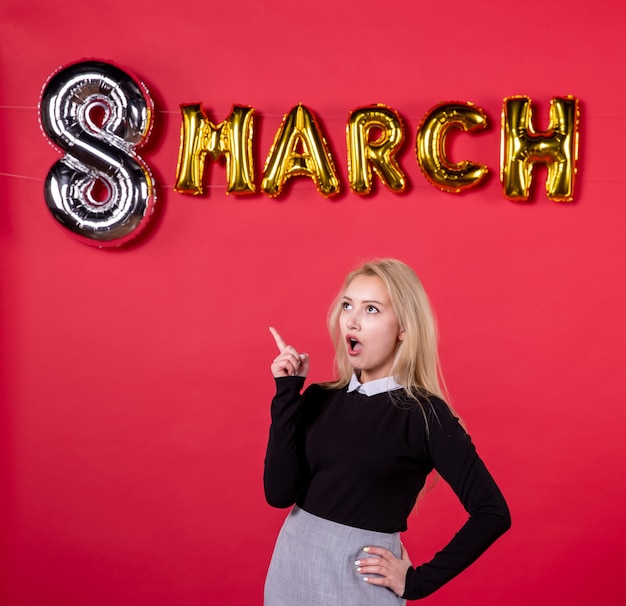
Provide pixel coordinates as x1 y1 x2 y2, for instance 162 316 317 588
392 389 460 428
302 381 344 400
305 380 347 394
392 387 449 410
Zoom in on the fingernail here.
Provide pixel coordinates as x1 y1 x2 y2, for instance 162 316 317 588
363 547 370 552
354 560 360 566
356 567 362 572
362 577 369 582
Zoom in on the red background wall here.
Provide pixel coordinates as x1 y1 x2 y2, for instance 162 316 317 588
1 1 625 604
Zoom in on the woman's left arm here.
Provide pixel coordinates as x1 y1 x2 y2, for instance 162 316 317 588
354 399 510 599
401 399 511 599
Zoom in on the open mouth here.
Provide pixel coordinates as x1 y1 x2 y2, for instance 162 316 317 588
347 336 362 354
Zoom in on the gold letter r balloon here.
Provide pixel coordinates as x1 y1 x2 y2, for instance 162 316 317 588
346 105 406 194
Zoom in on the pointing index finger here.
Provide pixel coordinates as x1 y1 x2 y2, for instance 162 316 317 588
269 326 288 352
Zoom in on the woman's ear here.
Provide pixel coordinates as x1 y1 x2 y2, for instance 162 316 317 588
398 329 405 341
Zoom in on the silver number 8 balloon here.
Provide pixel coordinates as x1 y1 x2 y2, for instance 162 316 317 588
39 60 156 246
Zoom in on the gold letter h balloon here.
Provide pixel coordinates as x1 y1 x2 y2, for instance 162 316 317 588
500 96 580 202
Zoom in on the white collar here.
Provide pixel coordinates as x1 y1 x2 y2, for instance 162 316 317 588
347 374 403 396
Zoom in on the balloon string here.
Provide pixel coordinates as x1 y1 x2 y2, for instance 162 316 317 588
0 172 45 182
0 172 229 190
0 103 623 121
3 171 623 192
0 105 345 118
0 105 39 110
0 107 621 186
1 104 623 133
0 105 353 120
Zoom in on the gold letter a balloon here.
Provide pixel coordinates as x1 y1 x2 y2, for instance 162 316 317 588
261 104 340 198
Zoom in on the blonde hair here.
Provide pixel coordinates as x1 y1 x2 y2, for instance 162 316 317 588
324 258 449 404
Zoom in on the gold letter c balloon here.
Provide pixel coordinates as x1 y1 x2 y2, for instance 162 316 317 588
416 102 488 194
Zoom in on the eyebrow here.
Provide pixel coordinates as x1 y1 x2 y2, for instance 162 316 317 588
341 296 385 306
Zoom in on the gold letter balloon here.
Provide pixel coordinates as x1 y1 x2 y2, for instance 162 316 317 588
500 96 580 202
39 60 156 246
261 104 340 198
416 102 489 194
346 105 407 194
175 104 256 195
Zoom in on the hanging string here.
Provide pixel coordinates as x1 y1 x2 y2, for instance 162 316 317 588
1 105 623 187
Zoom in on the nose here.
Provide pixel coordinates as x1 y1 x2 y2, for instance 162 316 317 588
346 309 360 330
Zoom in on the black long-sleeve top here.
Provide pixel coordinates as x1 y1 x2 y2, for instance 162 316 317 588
264 376 511 600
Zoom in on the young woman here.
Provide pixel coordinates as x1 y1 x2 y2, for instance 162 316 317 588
263 259 510 605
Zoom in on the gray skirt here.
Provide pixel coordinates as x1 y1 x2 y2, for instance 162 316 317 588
264 507 406 606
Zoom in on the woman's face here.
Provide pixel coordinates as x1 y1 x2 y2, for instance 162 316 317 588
339 275 404 383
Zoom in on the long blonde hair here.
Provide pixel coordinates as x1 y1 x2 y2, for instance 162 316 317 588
324 258 449 404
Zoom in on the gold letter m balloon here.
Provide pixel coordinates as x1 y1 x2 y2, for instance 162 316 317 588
501 96 580 202
175 104 256 195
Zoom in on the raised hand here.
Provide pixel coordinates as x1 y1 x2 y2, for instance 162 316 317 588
269 327 310 378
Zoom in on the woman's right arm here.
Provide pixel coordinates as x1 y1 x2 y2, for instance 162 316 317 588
263 375 308 507
263 327 310 508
